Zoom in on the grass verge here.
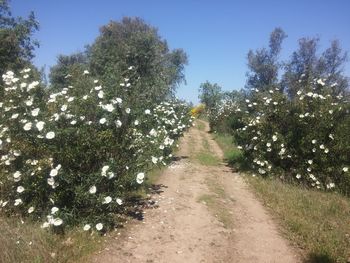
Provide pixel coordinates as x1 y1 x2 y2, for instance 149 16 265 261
0 217 103 263
214 132 350 263
212 133 243 168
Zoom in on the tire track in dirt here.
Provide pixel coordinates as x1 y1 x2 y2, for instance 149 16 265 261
91 120 301 263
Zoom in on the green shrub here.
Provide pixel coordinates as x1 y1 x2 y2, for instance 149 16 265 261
0 68 193 232
211 78 350 195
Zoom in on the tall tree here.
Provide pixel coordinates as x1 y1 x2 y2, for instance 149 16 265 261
282 37 319 99
88 17 187 105
283 38 349 99
316 40 349 96
245 28 287 93
198 81 222 112
49 52 88 91
0 0 39 76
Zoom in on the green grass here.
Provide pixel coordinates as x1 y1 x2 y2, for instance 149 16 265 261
214 132 350 263
196 120 206 131
196 152 220 166
248 177 350 263
0 217 103 263
213 133 243 167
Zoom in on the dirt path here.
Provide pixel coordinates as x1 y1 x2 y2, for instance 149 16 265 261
92 120 301 263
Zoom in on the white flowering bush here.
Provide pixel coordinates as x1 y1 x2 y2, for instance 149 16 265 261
211 78 350 195
0 68 192 232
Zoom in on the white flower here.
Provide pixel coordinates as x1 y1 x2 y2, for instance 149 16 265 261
324 148 329 153
317 79 325 86
51 207 59 214
116 98 122 104
61 105 68 112
296 174 301 179
46 131 55 139
149 129 157 137
96 223 103 231
272 135 277 142
16 186 25 193
41 222 50 228
105 104 114 112
101 165 109 176
151 156 158 164
98 91 104 98
116 198 123 205
36 121 45 131
320 144 325 150
308 160 313 165
343 167 349 172
14 198 23 206
134 120 139 126
266 142 271 147
99 118 107 124
115 120 122 128
145 109 151 115
50 168 58 177
53 218 63 226
94 85 102 90
83 70 89 75
11 113 19 119
89 185 97 194
31 108 40 116
28 206 35 214
23 122 32 131
13 171 21 180
136 172 145 184
107 171 115 179
47 177 55 186
312 139 317 144
83 224 91 231
125 108 131 114
102 196 112 204
25 99 33 106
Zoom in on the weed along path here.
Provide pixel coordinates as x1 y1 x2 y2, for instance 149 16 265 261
92 120 301 263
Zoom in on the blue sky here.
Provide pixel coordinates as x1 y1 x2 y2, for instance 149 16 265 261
11 0 350 104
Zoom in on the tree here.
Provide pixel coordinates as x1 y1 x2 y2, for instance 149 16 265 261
316 40 349 96
198 81 222 112
282 37 319 99
282 38 349 99
0 0 39 77
88 17 187 106
246 28 287 93
49 52 88 91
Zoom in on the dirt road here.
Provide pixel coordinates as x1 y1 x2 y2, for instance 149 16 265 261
92 120 300 263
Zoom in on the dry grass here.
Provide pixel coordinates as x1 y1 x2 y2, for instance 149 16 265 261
247 177 350 263
0 216 102 263
214 132 350 263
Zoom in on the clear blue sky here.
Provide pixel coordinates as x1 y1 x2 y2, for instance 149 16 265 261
11 0 350 104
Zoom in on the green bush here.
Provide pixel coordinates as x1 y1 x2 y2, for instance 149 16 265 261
0 68 192 232
212 79 350 195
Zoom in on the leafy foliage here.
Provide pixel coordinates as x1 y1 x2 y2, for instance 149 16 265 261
0 0 39 78
203 29 350 196
0 68 192 232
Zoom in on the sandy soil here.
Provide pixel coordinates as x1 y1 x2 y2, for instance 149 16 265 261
91 120 301 263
